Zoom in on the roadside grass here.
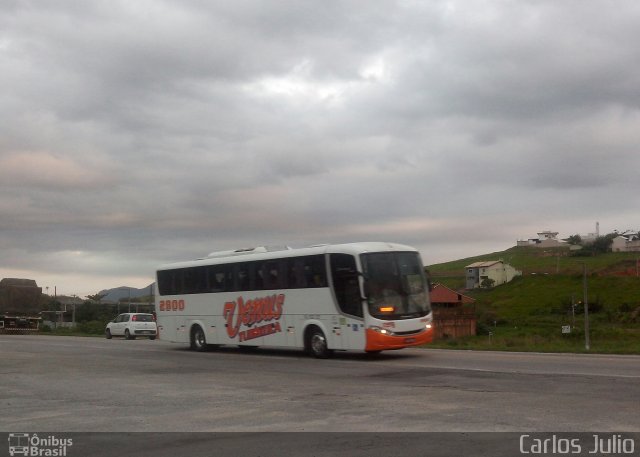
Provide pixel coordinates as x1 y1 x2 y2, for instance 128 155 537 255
40 319 108 337
428 325 640 354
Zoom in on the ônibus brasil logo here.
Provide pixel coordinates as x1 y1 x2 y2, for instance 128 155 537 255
8 433 73 457
223 294 285 342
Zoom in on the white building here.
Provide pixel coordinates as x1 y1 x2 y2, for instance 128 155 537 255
517 231 563 248
465 261 522 289
612 234 640 252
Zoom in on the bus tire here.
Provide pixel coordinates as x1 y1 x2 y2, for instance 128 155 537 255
190 325 208 352
307 327 332 359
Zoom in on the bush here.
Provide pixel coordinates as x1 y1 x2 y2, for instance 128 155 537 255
476 322 491 335
588 297 604 314
76 320 108 335
480 278 496 289
618 303 633 313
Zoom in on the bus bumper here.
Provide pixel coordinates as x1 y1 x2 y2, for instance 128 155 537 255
365 326 434 352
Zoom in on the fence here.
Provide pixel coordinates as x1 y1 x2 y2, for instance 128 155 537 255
433 308 477 339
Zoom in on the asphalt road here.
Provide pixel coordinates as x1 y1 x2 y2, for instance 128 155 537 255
1 335 639 433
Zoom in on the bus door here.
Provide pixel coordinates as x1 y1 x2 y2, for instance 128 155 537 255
330 254 366 350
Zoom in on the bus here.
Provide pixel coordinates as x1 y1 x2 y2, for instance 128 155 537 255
155 242 434 358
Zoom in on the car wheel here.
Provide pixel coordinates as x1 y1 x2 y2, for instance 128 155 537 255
190 325 208 352
308 327 332 359
125 329 135 340
149 335 156 340
105 329 112 339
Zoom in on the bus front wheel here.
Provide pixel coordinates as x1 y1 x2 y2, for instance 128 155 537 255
190 325 208 352
307 327 332 359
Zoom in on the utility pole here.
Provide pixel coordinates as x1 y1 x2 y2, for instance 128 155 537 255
582 262 590 351
149 283 153 313
72 295 77 327
571 293 575 328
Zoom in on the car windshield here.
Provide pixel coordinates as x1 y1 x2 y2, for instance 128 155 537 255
134 314 154 322
361 251 431 320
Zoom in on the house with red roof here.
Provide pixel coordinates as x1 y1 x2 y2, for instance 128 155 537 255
430 283 475 307
430 283 476 339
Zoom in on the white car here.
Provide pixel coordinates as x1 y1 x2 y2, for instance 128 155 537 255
105 313 157 340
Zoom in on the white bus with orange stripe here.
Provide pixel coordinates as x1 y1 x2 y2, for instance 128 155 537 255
155 242 434 358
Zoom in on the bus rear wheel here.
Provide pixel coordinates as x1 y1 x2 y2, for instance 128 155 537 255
308 327 332 359
190 325 208 352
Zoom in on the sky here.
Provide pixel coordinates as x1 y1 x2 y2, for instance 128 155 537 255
1 1 639 297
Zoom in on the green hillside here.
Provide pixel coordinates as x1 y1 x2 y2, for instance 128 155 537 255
426 246 640 354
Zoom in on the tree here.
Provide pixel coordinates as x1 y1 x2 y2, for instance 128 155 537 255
480 278 496 289
591 233 616 254
567 234 582 245
86 293 106 303
572 232 616 256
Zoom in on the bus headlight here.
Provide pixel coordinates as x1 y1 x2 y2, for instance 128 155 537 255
369 326 393 336
421 314 433 330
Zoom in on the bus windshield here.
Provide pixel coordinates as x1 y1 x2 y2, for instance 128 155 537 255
361 251 431 320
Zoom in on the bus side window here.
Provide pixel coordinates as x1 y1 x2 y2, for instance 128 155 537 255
157 270 174 296
224 265 235 291
303 255 327 288
233 263 251 291
264 260 282 290
158 268 185 295
207 265 226 293
183 266 203 294
254 261 265 290
287 258 305 289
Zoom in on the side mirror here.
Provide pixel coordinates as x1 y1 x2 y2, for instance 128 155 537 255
358 272 370 299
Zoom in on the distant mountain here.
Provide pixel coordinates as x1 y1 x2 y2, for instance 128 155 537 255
98 284 155 303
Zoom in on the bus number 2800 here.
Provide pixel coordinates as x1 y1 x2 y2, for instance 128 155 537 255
159 299 185 311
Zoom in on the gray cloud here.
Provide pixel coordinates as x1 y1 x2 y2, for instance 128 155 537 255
1 0 639 295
